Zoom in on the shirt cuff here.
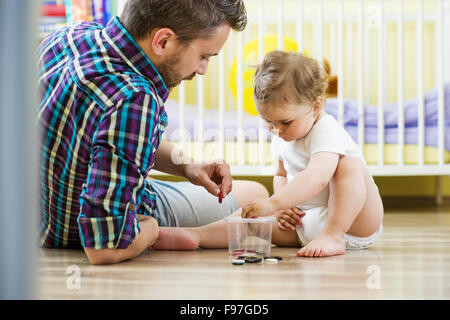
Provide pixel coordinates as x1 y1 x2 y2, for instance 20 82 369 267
77 202 141 249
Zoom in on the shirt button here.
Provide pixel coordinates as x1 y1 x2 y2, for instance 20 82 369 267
129 204 135 211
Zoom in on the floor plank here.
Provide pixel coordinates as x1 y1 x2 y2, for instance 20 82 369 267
37 205 450 300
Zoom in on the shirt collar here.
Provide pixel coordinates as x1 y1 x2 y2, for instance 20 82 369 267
104 16 169 102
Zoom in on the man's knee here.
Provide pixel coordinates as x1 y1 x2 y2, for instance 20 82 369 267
251 180 270 198
232 180 269 208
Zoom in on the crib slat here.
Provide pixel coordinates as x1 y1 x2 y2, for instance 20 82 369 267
417 0 424 166
398 0 405 166
346 21 353 98
437 0 444 166
330 21 336 74
258 0 265 166
364 19 371 106
197 75 204 161
297 0 303 55
357 0 364 150
337 0 344 126
178 81 186 152
318 0 324 64
377 0 384 166
237 30 244 165
218 50 225 160
277 0 284 50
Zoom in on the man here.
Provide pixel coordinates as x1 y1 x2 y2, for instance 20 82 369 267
38 0 268 265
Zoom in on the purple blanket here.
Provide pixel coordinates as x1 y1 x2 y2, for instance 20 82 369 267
164 83 450 149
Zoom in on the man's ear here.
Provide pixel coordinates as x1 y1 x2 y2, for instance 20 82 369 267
151 27 177 56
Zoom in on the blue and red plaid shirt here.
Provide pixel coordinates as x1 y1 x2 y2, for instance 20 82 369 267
37 17 169 249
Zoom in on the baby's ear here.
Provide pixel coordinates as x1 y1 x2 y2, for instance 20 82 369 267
313 96 324 114
315 95 324 104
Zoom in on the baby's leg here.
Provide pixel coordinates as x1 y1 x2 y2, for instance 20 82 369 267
271 221 302 247
297 156 383 257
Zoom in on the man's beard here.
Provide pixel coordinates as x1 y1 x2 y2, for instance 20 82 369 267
156 52 196 90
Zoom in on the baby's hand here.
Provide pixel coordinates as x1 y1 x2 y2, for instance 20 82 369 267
242 198 277 218
276 208 305 231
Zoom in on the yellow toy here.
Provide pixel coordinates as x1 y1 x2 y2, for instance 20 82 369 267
229 35 307 115
229 35 337 115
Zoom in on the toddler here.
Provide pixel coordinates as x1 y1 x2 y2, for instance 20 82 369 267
153 51 384 257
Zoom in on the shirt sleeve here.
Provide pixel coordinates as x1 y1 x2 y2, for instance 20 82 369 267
306 116 349 157
77 92 163 249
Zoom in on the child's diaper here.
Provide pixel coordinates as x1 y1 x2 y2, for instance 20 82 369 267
344 225 382 249
295 206 328 247
295 206 382 249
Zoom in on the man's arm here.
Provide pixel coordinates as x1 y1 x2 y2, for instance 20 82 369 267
78 92 162 264
84 216 159 265
152 139 193 177
152 139 233 197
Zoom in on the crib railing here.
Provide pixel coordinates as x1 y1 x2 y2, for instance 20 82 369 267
163 0 449 178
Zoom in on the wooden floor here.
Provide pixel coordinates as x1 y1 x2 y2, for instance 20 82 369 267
37 204 450 300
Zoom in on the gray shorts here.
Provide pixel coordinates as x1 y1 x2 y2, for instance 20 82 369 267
148 179 239 227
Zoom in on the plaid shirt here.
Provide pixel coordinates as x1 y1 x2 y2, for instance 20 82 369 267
38 17 169 249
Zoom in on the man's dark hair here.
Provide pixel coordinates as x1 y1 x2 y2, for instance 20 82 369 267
120 0 247 43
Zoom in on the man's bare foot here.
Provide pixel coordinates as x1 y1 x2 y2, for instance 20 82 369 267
150 228 200 251
296 233 345 257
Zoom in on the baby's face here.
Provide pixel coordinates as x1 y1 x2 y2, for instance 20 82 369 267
256 102 320 142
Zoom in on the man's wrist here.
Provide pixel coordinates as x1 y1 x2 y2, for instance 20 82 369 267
168 145 196 177
179 162 193 179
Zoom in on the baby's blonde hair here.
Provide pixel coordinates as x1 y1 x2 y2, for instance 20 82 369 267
253 51 328 110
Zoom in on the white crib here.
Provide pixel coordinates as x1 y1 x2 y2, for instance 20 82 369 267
158 0 450 199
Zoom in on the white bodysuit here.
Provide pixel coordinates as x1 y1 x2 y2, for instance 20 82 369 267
271 114 382 249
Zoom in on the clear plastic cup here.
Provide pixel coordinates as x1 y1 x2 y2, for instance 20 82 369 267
224 216 275 256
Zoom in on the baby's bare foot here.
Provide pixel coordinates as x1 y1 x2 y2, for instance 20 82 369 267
150 228 200 251
296 233 345 257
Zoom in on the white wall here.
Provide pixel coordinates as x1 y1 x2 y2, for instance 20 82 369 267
445 1 450 82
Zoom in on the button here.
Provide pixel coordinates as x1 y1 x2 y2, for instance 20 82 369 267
129 204 135 211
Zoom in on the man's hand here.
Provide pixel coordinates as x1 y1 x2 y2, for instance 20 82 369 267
241 198 278 219
276 208 305 231
184 160 232 198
